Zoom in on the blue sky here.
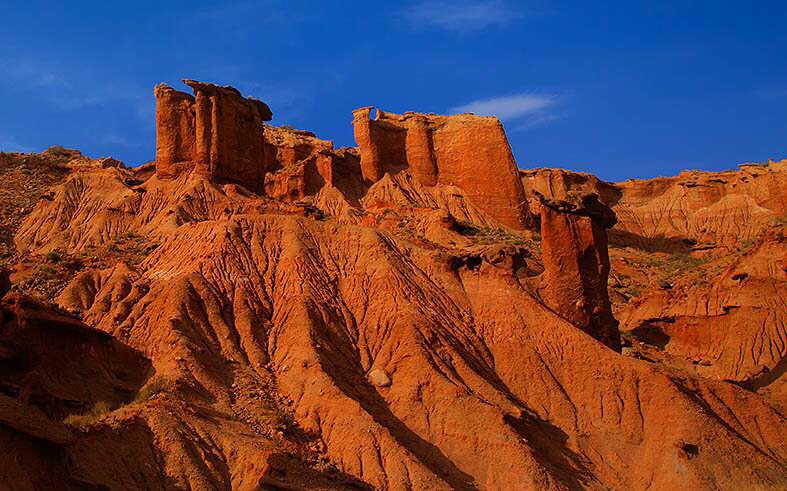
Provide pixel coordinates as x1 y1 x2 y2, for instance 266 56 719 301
1 1 786 181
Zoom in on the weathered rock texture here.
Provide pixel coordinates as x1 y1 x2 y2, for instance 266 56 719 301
353 108 531 229
539 193 621 350
523 163 787 405
524 160 787 250
154 84 196 179
263 126 337 202
155 80 272 193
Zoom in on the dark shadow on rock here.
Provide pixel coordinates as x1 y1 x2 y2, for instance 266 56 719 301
609 229 694 254
629 323 671 350
503 412 595 491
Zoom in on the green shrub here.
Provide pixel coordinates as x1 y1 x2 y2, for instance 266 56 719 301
63 401 111 427
738 238 757 252
455 221 528 246
45 250 63 263
663 253 709 278
623 285 643 298
134 377 173 403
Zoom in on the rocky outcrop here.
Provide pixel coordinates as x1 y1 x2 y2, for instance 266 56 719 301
262 126 338 202
539 193 621 351
264 153 333 202
263 125 332 171
618 232 787 397
524 161 787 251
155 80 273 193
53 213 787 490
6 81 787 489
352 108 531 229
186 80 272 193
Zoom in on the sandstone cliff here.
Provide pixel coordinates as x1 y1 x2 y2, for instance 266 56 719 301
353 108 532 230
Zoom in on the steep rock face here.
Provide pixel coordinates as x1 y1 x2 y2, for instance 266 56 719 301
263 156 328 202
0 292 362 491
263 125 333 171
262 126 347 202
154 84 196 179
352 108 531 229
186 80 273 193
539 194 621 351
612 161 787 249
154 80 273 193
523 165 787 405
6 79 787 489
618 232 787 396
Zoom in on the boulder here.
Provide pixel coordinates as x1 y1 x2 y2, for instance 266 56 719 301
367 368 392 387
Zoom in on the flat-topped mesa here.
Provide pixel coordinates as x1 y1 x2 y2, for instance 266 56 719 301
352 108 532 229
155 80 273 193
539 192 621 351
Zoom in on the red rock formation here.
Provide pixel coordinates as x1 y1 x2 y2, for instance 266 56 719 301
262 126 371 204
154 84 196 179
264 153 333 202
262 125 333 168
185 80 272 193
540 193 621 350
154 80 272 193
523 161 787 250
352 108 531 229
4 83 787 489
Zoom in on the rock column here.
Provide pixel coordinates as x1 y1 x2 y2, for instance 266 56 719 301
405 114 438 186
540 194 621 351
154 84 196 179
352 107 383 184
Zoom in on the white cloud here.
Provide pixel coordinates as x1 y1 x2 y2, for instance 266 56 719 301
403 0 522 31
450 94 556 120
1 59 69 89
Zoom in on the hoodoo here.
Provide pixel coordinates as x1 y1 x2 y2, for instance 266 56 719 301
537 192 622 350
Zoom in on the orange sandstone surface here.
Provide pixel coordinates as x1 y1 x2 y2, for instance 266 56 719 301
0 81 785 490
